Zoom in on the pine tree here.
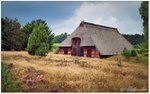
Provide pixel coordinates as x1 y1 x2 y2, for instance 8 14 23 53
21 19 54 50
27 25 49 56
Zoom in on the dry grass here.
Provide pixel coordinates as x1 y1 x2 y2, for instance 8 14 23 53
2 51 148 92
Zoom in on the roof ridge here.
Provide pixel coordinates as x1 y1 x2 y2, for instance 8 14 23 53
81 21 117 30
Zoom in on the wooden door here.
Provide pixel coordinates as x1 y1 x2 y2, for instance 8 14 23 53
87 49 91 57
64 49 68 54
71 38 81 56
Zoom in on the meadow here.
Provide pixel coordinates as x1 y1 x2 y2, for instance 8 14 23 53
2 51 148 92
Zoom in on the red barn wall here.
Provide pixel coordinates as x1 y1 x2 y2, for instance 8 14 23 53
56 46 100 58
57 47 72 55
83 46 100 58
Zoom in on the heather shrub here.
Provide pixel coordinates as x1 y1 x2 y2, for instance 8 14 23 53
2 63 20 92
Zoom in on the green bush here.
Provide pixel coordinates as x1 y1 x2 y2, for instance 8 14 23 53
35 43 49 56
134 43 148 56
122 48 131 58
27 25 49 56
2 63 20 92
122 48 138 57
131 50 138 57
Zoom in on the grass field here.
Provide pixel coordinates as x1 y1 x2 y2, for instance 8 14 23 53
2 51 148 92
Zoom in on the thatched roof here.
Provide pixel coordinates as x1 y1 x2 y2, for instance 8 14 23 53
59 21 133 55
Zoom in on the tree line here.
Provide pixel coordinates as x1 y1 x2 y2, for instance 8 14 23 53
54 32 68 43
2 18 54 56
122 34 144 45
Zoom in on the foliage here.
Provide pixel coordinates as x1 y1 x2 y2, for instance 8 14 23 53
2 62 20 92
27 25 49 55
2 17 26 51
48 32 54 51
35 43 49 56
139 1 148 48
27 25 49 56
122 48 138 58
21 19 54 50
52 43 60 52
122 34 144 45
131 50 138 57
54 32 68 43
134 43 148 56
122 48 131 58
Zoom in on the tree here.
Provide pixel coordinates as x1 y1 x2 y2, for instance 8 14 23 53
2 17 26 51
21 19 54 50
54 32 68 43
122 34 144 45
27 25 49 56
139 1 148 48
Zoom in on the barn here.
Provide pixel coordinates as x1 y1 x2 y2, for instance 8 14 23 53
55 21 133 58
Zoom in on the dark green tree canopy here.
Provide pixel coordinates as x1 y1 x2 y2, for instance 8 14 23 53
27 25 49 56
21 19 54 50
122 34 144 45
139 1 148 27
22 19 51 36
139 1 148 47
54 32 68 43
2 17 26 51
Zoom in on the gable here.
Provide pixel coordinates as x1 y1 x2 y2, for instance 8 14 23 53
59 25 95 47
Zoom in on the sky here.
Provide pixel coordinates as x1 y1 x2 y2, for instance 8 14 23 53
2 1 143 35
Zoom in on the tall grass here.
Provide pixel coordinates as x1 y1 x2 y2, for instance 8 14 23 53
2 51 148 92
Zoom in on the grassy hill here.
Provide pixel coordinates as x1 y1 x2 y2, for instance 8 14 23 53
2 51 148 92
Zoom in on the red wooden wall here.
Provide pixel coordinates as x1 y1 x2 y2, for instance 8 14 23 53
56 46 100 58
